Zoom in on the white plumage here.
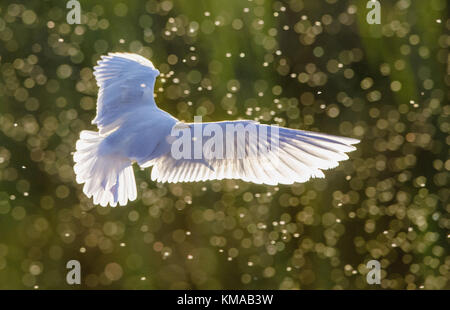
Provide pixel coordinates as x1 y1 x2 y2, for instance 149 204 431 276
73 53 359 207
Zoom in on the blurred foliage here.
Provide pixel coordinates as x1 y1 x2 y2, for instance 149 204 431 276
0 0 448 289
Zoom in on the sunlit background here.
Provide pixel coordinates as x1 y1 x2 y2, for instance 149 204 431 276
0 0 448 289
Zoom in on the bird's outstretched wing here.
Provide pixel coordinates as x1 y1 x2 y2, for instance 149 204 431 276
92 52 160 134
149 120 359 185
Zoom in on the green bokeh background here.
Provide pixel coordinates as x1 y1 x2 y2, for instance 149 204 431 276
0 0 448 289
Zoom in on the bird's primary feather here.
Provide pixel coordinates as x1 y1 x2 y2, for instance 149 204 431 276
149 121 359 185
92 53 160 135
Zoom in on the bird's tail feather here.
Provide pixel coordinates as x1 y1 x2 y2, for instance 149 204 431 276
73 130 137 207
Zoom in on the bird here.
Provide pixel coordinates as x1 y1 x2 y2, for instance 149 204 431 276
73 52 360 207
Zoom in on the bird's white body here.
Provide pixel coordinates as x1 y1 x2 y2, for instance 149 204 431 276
73 53 360 207
101 106 177 165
